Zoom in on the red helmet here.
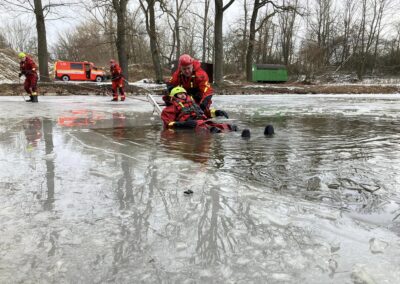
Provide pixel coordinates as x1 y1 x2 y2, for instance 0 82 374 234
179 54 193 66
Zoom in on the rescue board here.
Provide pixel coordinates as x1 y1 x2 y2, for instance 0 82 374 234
146 94 162 116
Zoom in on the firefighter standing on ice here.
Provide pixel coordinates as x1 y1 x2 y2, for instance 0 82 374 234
109 59 125 101
19 52 39 103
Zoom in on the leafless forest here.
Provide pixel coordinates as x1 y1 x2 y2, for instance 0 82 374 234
1 0 399 83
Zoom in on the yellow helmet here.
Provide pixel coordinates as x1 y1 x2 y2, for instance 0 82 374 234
18 52 26 59
170 86 187 97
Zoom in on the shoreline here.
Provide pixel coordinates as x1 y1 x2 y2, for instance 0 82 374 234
1 81 400 96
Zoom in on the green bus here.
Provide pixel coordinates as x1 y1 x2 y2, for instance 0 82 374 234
252 64 288 82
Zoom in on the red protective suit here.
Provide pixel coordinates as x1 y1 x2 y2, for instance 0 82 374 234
161 95 232 133
168 60 213 115
20 56 38 96
110 63 125 101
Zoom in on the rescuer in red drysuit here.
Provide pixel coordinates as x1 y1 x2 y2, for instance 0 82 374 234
161 86 237 133
19 52 39 103
110 59 125 101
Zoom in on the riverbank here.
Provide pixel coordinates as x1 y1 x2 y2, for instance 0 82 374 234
1 80 400 96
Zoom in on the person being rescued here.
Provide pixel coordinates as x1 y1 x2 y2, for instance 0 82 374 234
164 54 228 119
18 52 39 103
109 59 125 102
161 86 237 133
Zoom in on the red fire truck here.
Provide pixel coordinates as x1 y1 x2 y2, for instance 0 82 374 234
54 61 106 82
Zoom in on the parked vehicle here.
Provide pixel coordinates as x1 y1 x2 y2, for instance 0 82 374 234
54 61 105 82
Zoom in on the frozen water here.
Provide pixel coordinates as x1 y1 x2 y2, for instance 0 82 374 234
1 94 400 283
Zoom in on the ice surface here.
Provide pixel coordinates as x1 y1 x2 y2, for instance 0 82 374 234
0 94 400 283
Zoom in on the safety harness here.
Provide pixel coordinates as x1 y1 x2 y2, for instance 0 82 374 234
174 96 206 121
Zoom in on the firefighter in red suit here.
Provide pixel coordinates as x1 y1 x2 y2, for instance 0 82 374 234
18 52 39 103
165 54 229 119
161 86 237 133
110 59 125 101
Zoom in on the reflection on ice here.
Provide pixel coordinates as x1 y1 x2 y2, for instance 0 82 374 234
1 95 400 283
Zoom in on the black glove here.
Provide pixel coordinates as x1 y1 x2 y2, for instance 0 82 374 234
166 84 174 93
215 110 229 119
162 95 172 106
161 89 169 97
199 95 212 111
18 73 23 78
174 120 197 128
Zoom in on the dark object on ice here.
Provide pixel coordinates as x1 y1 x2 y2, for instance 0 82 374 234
111 98 118 102
210 126 221 134
241 129 251 138
230 124 238 131
184 189 194 195
215 109 229 118
264 125 274 135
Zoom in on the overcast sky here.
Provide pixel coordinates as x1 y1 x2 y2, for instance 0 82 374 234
1 0 398 50
0 0 243 47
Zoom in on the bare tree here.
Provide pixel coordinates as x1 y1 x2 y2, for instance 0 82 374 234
182 0 213 63
245 0 295 81
53 20 113 64
201 0 212 63
90 0 130 78
279 0 298 65
1 0 76 82
1 20 35 53
33 0 50 81
354 0 388 79
161 0 192 63
111 0 129 79
315 0 335 65
214 0 236 84
126 8 151 64
339 0 357 67
139 0 163 82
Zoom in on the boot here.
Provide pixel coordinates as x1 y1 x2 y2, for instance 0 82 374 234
31 93 38 103
241 129 251 138
121 95 125 101
264 125 274 136
25 95 33 102
111 97 118 102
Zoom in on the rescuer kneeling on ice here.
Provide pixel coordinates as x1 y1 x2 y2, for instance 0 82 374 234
18 52 39 103
164 54 229 119
161 86 237 133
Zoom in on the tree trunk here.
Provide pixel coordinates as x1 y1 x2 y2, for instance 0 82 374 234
33 0 50 82
214 0 224 85
175 20 181 61
145 0 163 82
202 0 210 62
241 0 248 72
213 0 235 84
245 0 259 81
113 0 129 80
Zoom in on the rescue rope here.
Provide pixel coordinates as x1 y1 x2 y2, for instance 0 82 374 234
18 77 27 101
